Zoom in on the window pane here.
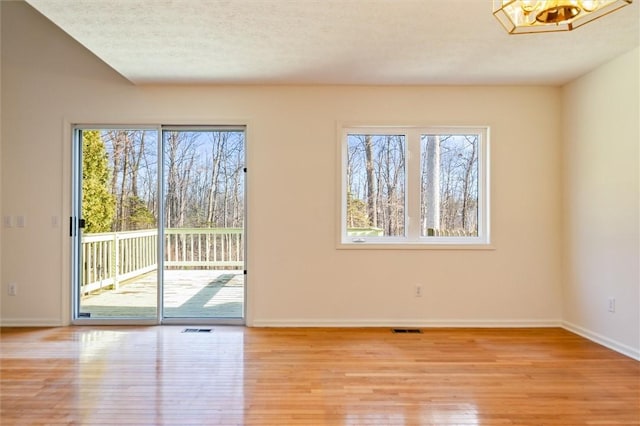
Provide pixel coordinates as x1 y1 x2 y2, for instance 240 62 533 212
421 134 478 237
346 134 405 237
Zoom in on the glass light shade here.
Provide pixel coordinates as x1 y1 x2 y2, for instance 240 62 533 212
493 0 633 34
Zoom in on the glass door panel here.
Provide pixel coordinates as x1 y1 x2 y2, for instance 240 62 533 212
75 128 159 320
162 128 245 320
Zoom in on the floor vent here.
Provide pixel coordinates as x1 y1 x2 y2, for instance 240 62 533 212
392 328 422 334
182 328 213 333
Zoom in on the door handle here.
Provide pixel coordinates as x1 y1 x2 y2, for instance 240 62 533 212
70 217 86 236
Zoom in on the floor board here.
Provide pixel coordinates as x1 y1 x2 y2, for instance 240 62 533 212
1 327 638 425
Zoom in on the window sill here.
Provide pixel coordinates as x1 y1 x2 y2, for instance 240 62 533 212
336 242 496 250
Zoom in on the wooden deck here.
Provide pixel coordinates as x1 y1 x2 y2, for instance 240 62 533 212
81 269 244 319
1 327 638 425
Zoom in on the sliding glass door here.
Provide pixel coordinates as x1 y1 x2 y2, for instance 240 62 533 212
162 128 245 320
73 128 159 321
72 126 245 324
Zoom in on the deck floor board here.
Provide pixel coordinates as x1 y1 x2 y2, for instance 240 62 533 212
81 270 244 318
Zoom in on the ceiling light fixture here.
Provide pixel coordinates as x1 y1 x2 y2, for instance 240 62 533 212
493 0 633 34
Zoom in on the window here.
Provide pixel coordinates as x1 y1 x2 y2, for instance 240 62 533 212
340 126 489 247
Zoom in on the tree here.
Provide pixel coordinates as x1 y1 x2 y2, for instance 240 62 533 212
346 134 405 236
82 131 115 233
126 195 156 230
346 191 368 228
102 130 158 231
422 135 440 234
435 135 478 234
460 135 478 231
92 128 245 233
364 135 378 228
164 131 197 228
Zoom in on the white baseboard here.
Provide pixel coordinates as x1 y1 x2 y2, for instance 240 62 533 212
0 318 65 327
4 317 635 360
562 321 640 361
251 318 562 328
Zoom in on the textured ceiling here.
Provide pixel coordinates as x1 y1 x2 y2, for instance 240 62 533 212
25 0 640 85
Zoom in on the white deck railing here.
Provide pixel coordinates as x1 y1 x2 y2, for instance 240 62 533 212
165 228 243 269
426 228 476 237
81 228 243 295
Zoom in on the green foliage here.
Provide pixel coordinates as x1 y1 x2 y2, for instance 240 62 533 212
82 131 115 233
125 196 156 230
346 191 369 228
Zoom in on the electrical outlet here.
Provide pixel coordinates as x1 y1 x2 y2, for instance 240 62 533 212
415 284 423 297
8 283 17 296
608 297 615 313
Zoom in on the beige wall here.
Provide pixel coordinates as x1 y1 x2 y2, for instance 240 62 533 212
562 47 640 358
2 3 564 327
0 1 3 319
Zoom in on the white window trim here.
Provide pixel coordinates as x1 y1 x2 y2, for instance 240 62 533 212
337 124 492 250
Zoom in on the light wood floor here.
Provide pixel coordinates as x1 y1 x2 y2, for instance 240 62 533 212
1 327 638 425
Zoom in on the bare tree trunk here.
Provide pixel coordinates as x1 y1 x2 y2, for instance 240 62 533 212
179 164 189 227
108 131 122 231
165 132 178 229
384 139 393 235
233 165 242 227
461 137 477 231
139 140 157 223
130 131 144 198
222 159 229 228
118 132 131 231
206 134 224 225
397 137 405 235
364 135 377 228
424 135 440 234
